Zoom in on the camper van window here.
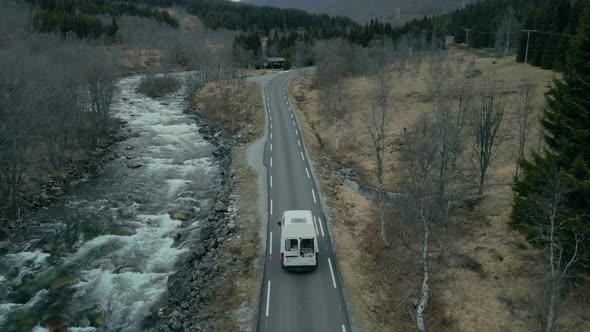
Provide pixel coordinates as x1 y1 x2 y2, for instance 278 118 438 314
285 239 298 251
300 238 314 254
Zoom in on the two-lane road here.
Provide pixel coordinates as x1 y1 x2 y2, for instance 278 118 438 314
258 71 351 332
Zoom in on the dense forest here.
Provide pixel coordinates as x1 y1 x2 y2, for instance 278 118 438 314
219 0 590 72
186 0 358 34
512 2 590 284
26 0 180 38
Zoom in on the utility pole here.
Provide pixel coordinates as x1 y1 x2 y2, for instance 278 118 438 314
463 28 472 47
522 29 537 79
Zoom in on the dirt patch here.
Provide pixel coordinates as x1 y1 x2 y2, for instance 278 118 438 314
289 48 590 331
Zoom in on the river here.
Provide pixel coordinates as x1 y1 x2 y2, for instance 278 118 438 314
0 73 221 331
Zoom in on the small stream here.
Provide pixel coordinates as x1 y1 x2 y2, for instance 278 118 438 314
0 73 221 331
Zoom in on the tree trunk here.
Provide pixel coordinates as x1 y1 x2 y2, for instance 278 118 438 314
379 195 388 246
417 207 430 332
545 280 558 332
438 198 451 261
478 168 485 196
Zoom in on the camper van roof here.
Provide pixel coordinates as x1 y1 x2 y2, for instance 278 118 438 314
283 210 313 224
282 210 315 238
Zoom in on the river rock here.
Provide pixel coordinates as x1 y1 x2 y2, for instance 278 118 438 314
42 320 66 332
199 226 214 241
94 314 105 326
99 263 112 271
172 213 187 221
0 241 11 252
126 162 143 169
111 227 135 236
214 201 227 212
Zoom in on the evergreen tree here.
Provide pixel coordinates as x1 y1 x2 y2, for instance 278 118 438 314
512 6 590 270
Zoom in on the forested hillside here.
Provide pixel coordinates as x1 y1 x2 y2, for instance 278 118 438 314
229 0 589 72
243 0 474 23
27 0 180 38
447 0 589 70
186 0 358 33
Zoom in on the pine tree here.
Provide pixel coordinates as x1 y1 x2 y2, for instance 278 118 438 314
513 6 590 270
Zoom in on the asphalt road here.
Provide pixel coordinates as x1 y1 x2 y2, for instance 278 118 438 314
258 71 351 332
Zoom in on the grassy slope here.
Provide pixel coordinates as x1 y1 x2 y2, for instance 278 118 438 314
289 48 590 331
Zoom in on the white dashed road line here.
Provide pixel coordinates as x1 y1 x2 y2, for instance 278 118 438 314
270 199 273 216
328 258 337 289
297 139 301 147
301 152 305 160
312 189 317 203
342 325 346 332
270 157 272 168
266 281 271 317
269 232 273 255
314 217 320 236
270 175 273 188
318 217 325 237
305 168 310 179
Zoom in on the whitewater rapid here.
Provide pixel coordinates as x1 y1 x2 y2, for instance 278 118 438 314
0 73 221 331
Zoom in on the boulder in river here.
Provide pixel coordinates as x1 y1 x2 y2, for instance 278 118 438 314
42 320 66 332
126 162 143 169
172 213 187 221
0 240 11 252
214 201 228 212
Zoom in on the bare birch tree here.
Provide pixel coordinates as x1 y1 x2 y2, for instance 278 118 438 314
428 51 451 115
518 158 583 332
317 56 348 150
366 66 392 246
399 114 440 332
515 81 536 179
470 80 505 195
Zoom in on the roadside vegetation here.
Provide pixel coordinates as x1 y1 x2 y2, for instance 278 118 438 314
187 72 267 331
289 11 590 328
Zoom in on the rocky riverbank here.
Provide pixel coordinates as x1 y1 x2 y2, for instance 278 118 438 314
157 80 266 332
157 107 238 332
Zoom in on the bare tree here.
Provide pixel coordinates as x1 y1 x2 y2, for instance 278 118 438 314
428 51 451 115
316 55 348 150
398 114 440 332
518 158 583 332
366 66 392 246
515 81 536 179
470 80 505 195
494 6 521 56
86 57 117 146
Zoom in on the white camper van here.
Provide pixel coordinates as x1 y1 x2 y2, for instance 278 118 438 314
278 210 318 271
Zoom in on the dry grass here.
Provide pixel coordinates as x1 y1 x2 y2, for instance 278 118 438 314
290 48 590 331
191 81 264 142
194 79 264 331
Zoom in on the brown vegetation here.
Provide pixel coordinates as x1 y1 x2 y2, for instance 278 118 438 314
289 49 590 331
189 79 265 331
191 81 265 143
